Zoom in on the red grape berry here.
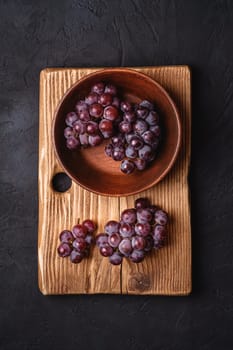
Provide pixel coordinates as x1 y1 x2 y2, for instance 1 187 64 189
65 112 78 126
72 224 88 238
89 103 103 118
59 230 74 244
57 242 72 257
120 159 135 174
82 219 96 233
98 93 113 107
91 82 105 94
66 136 80 150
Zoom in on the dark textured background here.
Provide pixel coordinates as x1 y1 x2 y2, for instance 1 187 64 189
1 0 233 349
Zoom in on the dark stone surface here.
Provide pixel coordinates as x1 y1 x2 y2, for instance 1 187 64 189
0 0 233 349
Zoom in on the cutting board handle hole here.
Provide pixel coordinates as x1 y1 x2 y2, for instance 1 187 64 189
52 172 72 193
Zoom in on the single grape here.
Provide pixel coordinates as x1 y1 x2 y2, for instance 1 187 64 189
142 130 158 145
72 237 87 252
125 132 135 143
140 100 154 110
112 146 125 161
133 119 148 135
57 242 72 257
91 82 105 94
132 236 146 250
136 208 152 224
105 143 113 157
72 224 88 238
65 112 78 126
118 238 133 256
104 220 120 235
135 197 151 209
125 146 138 159
121 101 132 112
121 208 137 224
64 127 75 138
73 120 86 134
70 250 83 263
119 120 132 134
88 134 103 146
154 210 168 226
86 121 99 135
135 106 149 119
85 92 98 105
98 93 113 107
99 119 114 134
130 249 145 263
75 101 88 114
79 133 89 147
109 252 123 265
153 225 167 249
130 135 144 150
100 243 114 257
82 219 96 233
138 144 153 161
120 159 135 174
119 222 135 238
79 110 91 122
145 111 159 125
89 103 103 118
108 232 121 248
123 111 137 123
103 106 119 121
135 222 151 237
134 158 147 171
111 134 125 146
95 233 108 247
104 84 117 95
112 96 120 108
66 136 80 150
150 125 161 137
59 230 74 243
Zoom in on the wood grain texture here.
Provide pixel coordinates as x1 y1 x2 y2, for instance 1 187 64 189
38 66 191 295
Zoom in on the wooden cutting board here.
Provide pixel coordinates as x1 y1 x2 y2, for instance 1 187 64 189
38 66 191 295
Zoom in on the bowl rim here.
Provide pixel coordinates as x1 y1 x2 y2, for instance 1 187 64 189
52 67 182 196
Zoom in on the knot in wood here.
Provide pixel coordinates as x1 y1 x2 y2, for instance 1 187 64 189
128 273 151 292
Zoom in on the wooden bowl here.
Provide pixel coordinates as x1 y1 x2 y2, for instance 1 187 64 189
52 68 181 196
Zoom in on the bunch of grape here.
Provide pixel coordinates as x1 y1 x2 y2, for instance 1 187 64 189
64 82 121 149
95 197 168 265
64 81 161 174
105 100 161 174
57 219 96 264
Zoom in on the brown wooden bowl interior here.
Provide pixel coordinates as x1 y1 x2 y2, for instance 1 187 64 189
53 68 181 196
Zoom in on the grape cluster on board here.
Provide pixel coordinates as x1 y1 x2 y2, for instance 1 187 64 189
57 219 96 264
64 82 161 174
96 197 168 265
